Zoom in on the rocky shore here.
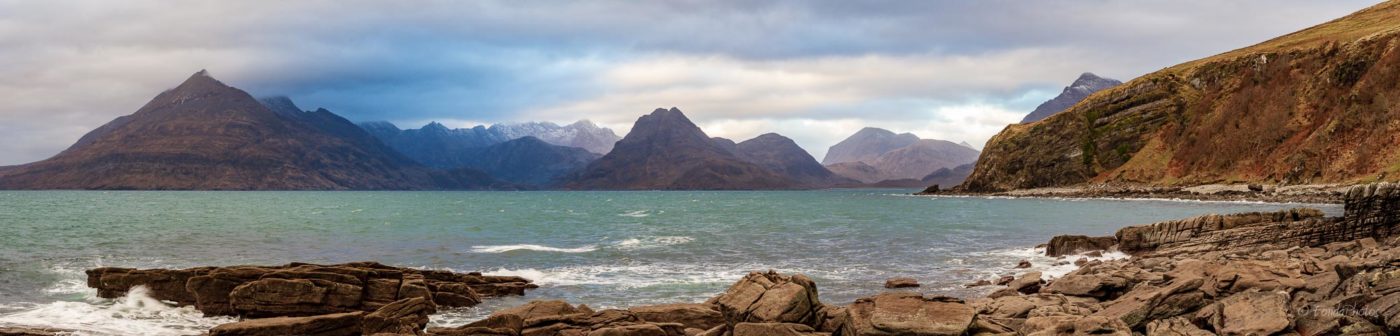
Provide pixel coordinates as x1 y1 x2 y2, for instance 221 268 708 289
8 183 1400 335
925 183 1351 204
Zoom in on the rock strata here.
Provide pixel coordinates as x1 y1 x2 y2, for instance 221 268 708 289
85 261 534 317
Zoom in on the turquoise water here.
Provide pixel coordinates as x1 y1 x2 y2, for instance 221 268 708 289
0 190 1339 335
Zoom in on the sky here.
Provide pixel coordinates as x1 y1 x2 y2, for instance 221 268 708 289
0 0 1385 165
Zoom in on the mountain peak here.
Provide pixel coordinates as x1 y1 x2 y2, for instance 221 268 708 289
258 96 304 117
1020 72 1122 123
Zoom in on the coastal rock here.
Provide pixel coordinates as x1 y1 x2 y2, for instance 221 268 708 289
0 327 76 336
491 300 593 321
1007 272 1044 295
207 311 365 336
1114 209 1325 255
1198 291 1292 336
732 323 828 336
1016 260 1032 269
1045 235 1116 257
841 292 974 336
883 277 920 289
86 262 533 317
710 271 822 328
426 314 523 336
361 297 436 335
1091 278 1206 328
628 303 724 330
1144 317 1214 336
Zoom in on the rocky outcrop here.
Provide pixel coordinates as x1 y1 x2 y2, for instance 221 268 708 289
1045 235 1117 257
85 261 534 317
841 292 975 336
963 2 1400 191
710 271 824 329
208 312 366 336
1019 72 1123 124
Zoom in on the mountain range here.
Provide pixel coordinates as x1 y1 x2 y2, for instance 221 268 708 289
821 128 981 185
963 1 1400 191
0 71 506 190
565 108 806 190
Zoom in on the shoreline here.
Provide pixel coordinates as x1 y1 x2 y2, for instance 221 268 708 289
924 182 1351 205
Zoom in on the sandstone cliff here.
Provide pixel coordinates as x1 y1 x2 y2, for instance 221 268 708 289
964 1 1400 191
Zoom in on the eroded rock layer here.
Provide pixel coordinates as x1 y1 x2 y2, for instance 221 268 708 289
85 261 535 317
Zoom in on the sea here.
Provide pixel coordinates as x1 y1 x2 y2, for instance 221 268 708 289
0 190 1341 335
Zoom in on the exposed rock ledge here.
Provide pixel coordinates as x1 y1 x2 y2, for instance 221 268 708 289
69 183 1400 335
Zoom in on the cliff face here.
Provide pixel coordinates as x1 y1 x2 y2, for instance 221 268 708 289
964 1 1400 192
0 71 504 190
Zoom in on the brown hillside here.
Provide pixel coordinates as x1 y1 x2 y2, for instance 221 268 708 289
963 1 1400 191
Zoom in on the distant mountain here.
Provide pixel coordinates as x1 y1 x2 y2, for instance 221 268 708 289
489 121 621 155
458 136 601 186
821 127 919 165
824 161 883 184
359 122 507 169
821 128 979 183
564 108 796 190
1019 72 1122 123
867 139 981 181
733 133 856 187
0 70 506 190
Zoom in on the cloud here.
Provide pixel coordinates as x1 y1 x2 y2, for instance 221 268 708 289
0 0 1383 165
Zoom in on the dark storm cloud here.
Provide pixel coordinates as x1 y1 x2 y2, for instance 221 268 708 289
0 0 1382 164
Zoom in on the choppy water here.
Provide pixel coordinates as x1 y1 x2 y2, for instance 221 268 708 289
0 190 1339 335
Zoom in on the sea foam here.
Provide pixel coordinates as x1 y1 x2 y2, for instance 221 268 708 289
0 286 234 336
470 244 599 253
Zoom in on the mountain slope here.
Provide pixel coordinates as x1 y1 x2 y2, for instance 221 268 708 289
866 139 981 181
564 108 797 190
734 133 855 187
1020 73 1122 123
821 127 920 165
0 71 503 190
360 122 508 169
963 1 1400 191
458 136 600 186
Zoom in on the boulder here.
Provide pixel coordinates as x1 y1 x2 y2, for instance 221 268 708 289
1007 272 1044 295
1016 260 1032 269
841 292 974 336
1198 291 1292 336
1045 235 1116 257
732 322 828 336
1091 278 1206 328
207 312 365 336
629 303 724 330
710 271 822 327
884 277 920 289
491 300 592 321
362 297 436 335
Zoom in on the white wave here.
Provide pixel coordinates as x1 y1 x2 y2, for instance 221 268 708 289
471 244 598 253
609 236 694 251
981 246 1130 280
0 286 234 336
484 263 779 289
618 210 650 218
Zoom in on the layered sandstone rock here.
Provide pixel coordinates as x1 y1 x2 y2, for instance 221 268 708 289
1045 235 1116 257
85 261 534 317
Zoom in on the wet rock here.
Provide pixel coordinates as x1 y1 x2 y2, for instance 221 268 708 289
207 311 365 336
426 314 523 336
841 292 974 336
0 327 77 336
1092 277 1206 328
628 303 724 330
710 271 822 328
1016 260 1032 269
362 297 436 335
1007 272 1044 295
966 279 992 288
86 262 533 318
995 275 1016 286
1045 235 1116 257
883 277 919 289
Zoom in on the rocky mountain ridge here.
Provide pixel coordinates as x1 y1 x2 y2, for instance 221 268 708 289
0 71 505 190
1019 72 1123 123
